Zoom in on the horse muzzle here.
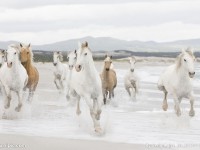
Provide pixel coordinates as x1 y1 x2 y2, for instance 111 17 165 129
106 68 109 71
189 72 195 78
69 65 73 70
130 69 134 72
75 65 82 72
7 62 12 68
53 63 57 66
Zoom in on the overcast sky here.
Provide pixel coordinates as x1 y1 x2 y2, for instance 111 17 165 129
0 0 200 45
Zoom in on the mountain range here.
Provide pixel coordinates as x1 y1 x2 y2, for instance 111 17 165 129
0 36 200 52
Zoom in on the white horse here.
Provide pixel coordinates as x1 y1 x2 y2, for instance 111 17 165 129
69 42 103 132
158 48 196 117
124 56 139 100
65 50 77 100
0 49 6 67
0 44 28 115
53 51 68 93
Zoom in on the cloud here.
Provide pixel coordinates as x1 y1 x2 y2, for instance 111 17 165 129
1 22 200 45
0 0 200 44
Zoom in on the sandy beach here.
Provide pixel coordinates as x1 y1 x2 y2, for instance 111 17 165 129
0 61 200 150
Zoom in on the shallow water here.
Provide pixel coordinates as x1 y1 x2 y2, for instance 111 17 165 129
0 62 200 144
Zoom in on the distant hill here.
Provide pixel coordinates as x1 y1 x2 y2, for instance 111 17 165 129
0 36 200 52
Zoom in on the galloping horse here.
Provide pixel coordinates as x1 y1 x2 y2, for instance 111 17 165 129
70 42 103 132
53 51 68 93
100 55 117 104
124 56 139 100
158 48 196 117
20 43 39 102
0 44 28 116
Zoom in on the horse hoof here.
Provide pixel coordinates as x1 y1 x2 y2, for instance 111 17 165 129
4 104 10 109
66 95 70 101
15 106 22 112
95 127 102 133
162 104 168 111
176 110 181 117
2 113 7 119
76 110 81 116
189 110 195 117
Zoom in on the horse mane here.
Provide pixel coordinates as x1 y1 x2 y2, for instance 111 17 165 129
81 41 91 53
9 44 20 51
55 51 63 61
176 53 184 70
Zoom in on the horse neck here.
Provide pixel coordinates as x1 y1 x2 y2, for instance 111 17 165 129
176 64 189 80
11 59 21 73
83 59 97 81
103 66 109 80
22 59 32 75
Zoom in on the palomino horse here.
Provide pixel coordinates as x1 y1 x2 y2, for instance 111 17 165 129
0 44 28 116
70 42 103 133
0 49 6 67
124 56 139 100
20 43 39 102
53 51 68 93
100 55 117 104
158 48 196 117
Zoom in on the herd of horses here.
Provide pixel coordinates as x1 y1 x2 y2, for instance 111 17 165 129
0 41 197 133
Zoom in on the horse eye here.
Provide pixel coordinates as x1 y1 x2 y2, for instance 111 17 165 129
84 53 87 56
184 59 187 62
14 52 17 55
27 52 29 54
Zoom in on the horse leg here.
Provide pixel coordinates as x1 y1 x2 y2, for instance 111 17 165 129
3 86 11 109
85 96 101 132
76 95 81 116
94 96 103 120
27 88 34 102
173 94 181 116
188 93 195 117
54 78 60 90
103 89 107 105
162 91 168 111
108 90 112 100
15 90 23 112
125 86 131 97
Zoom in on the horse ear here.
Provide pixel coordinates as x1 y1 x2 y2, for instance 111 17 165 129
20 43 23 48
74 49 77 53
181 48 186 54
110 55 112 59
28 43 31 48
188 47 194 54
85 41 88 47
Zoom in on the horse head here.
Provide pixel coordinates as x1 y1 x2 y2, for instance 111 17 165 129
177 48 196 78
128 56 136 72
53 51 63 66
104 54 113 71
6 44 21 68
19 43 32 63
75 41 92 72
67 50 77 70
